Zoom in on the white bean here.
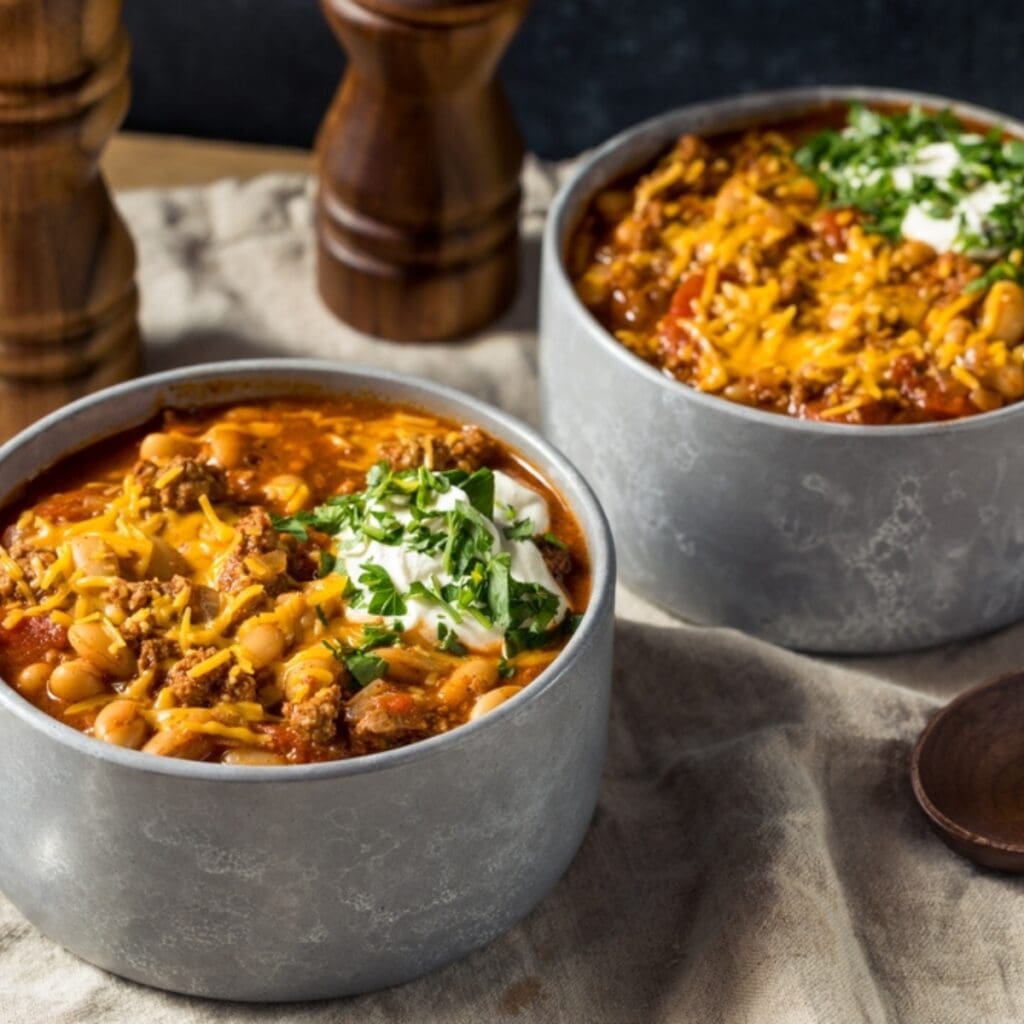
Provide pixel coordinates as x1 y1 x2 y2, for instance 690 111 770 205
206 426 246 469
438 658 499 708
93 699 148 749
49 659 105 702
15 661 52 698
982 281 1024 344
222 748 286 766
68 621 137 679
142 728 214 760
139 432 199 462
70 536 119 576
468 685 523 721
238 622 287 669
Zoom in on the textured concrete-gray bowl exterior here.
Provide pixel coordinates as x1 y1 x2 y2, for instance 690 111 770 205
0 360 615 1001
541 86 1024 654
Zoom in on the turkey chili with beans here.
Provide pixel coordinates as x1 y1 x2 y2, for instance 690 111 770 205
571 104 1024 424
0 399 589 764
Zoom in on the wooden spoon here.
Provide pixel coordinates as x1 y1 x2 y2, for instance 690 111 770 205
912 669 1024 872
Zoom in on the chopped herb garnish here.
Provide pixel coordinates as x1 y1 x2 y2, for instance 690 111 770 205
322 624 401 688
322 638 344 660
361 509 403 545
405 522 447 554
503 517 534 541
342 574 363 608
409 576 463 623
344 651 389 688
437 621 468 656
318 550 337 578
315 605 329 628
487 554 512 630
442 500 495 578
287 461 568 655
541 532 566 550
359 623 403 650
497 657 516 679
795 103 1024 291
358 563 407 617
457 468 496 518
271 513 312 541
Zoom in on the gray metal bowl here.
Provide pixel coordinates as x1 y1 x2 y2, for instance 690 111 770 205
0 359 615 1001
541 86 1024 654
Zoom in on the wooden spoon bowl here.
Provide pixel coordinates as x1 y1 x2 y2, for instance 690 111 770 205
912 670 1024 872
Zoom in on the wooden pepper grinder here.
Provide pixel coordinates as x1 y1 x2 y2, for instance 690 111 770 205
316 0 529 341
0 0 140 442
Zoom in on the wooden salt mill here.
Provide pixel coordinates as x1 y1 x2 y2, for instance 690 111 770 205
316 0 528 341
0 0 140 443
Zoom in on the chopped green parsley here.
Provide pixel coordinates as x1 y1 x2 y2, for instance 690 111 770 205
275 462 574 660
795 104 1024 292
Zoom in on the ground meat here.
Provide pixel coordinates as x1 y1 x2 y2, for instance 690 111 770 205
108 575 189 614
114 582 220 645
109 576 193 646
216 507 293 596
134 456 226 513
215 507 314 597
0 539 57 600
283 684 342 746
345 681 429 742
165 646 259 707
138 637 181 676
165 647 224 706
536 537 573 587
119 615 154 646
378 425 495 473
222 670 260 704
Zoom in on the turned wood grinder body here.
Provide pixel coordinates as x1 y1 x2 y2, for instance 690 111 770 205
0 0 140 442
317 0 528 341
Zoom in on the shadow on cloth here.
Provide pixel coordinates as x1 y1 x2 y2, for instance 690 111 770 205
97 616 1024 1022
111 619 904 1024
492 234 543 336
144 327 291 373
834 615 1024 702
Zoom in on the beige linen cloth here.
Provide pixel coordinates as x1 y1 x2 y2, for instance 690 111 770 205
4 164 1024 1024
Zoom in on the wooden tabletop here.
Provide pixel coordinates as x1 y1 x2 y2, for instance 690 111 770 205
103 132 312 190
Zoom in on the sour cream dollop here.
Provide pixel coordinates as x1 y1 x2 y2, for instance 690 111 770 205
884 140 1013 256
333 469 568 651
900 181 1010 256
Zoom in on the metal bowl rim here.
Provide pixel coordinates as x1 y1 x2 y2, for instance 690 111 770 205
545 84 1024 439
0 357 615 783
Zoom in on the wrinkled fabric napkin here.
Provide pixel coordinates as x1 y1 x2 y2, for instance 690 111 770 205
3 163 1024 1024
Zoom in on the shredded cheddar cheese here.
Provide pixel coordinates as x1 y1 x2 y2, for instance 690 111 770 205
573 114 1024 424
0 400 588 764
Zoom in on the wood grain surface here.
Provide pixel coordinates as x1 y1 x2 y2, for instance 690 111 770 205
315 0 528 341
102 133 312 191
0 0 139 443
913 669 1024 872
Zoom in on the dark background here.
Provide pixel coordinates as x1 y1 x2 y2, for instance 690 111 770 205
123 0 1022 159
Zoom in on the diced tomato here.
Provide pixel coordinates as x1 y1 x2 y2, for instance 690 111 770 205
31 489 106 524
0 615 67 677
669 273 706 319
382 693 415 716
261 723 336 764
917 382 974 420
657 274 707 352
889 355 975 420
812 208 855 251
